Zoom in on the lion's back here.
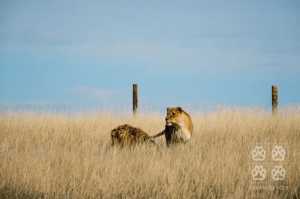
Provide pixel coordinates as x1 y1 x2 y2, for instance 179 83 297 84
111 124 152 146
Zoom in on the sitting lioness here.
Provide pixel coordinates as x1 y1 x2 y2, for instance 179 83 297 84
151 107 193 146
111 124 155 147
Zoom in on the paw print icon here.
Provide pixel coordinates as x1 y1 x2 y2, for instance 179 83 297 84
271 165 286 181
251 145 266 161
272 145 286 161
251 165 267 181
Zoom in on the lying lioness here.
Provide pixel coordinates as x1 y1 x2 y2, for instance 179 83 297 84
111 124 155 147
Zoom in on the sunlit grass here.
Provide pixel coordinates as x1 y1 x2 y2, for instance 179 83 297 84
0 108 299 198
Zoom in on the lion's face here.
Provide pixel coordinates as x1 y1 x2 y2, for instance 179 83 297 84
165 107 184 126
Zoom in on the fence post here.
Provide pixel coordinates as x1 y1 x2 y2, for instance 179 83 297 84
132 84 138 115
272 85 278 114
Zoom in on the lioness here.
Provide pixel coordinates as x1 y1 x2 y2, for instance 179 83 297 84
151 107 193 146
111 124 155 147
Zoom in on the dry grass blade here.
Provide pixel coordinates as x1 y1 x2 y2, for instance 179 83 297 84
0 109 299 199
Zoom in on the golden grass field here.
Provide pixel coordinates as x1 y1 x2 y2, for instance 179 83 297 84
0 108 299 199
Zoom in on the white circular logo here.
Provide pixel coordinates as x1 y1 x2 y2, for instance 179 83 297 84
272 145 286 161
251 165 267 181
271 165 286 181
251 145 266 161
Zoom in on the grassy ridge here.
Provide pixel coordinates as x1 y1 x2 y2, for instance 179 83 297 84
0 109 299 198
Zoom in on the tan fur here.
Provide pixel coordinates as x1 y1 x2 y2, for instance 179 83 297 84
111 124 155 147
151 107 193 146
165 107 193 135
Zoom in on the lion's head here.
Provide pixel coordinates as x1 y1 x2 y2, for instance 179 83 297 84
165 107 193 132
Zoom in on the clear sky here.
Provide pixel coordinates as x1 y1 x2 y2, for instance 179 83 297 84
0 0 300 112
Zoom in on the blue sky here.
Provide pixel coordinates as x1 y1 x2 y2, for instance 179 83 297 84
0 0 300 112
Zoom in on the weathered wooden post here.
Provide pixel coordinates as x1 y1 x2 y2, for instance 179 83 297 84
272 85 278 114
132 84 138 115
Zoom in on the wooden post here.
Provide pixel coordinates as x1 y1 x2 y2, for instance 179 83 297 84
132 84 138 115
272 85 278 114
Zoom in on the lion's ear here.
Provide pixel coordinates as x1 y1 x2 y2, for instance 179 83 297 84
177 107 183 112
167 107 171 113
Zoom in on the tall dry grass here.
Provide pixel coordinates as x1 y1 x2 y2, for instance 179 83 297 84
0 108 299 199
